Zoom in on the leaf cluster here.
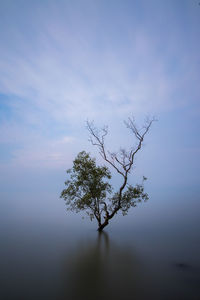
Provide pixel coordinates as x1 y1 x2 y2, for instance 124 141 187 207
60 151 112 217
61 151 149 222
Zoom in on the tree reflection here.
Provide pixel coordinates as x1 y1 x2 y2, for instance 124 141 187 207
61 232 145 300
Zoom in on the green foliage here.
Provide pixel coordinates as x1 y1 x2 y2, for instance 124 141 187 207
60 151 148 225
120 184 149 215
60 151 112 220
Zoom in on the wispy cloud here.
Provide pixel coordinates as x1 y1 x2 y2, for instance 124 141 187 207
0 0 199 175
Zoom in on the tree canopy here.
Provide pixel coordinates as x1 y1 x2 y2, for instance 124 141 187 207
61 116 155 231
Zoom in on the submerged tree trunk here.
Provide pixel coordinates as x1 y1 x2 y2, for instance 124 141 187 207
97 205 121 231
98 219 109 232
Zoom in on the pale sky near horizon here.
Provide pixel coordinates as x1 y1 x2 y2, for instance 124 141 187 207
0 0 200 199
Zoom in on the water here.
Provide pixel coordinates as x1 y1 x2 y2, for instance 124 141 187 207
0 188 200 300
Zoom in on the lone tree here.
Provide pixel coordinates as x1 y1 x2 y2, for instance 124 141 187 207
61 116 155 231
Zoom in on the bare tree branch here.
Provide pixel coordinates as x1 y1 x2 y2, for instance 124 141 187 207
85 116 156 231
86 120 125 177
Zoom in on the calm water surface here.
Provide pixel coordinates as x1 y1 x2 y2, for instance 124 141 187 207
1 189 200 300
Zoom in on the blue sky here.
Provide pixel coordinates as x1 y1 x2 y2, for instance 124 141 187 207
0 0 200 197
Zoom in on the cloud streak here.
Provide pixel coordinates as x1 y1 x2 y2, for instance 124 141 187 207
0 0 199 180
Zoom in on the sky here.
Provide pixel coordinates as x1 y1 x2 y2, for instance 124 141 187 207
0 0 200 208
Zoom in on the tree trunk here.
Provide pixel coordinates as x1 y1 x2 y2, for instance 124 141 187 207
97 219 109 231
97 205 121 231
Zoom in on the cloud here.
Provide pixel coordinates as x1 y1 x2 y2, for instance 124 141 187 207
0 0 199 176
0 133 76 169
0 1 192 127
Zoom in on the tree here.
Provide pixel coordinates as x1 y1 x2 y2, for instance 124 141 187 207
60 116 155 231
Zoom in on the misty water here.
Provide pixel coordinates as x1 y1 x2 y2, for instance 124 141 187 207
1 186 200 300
